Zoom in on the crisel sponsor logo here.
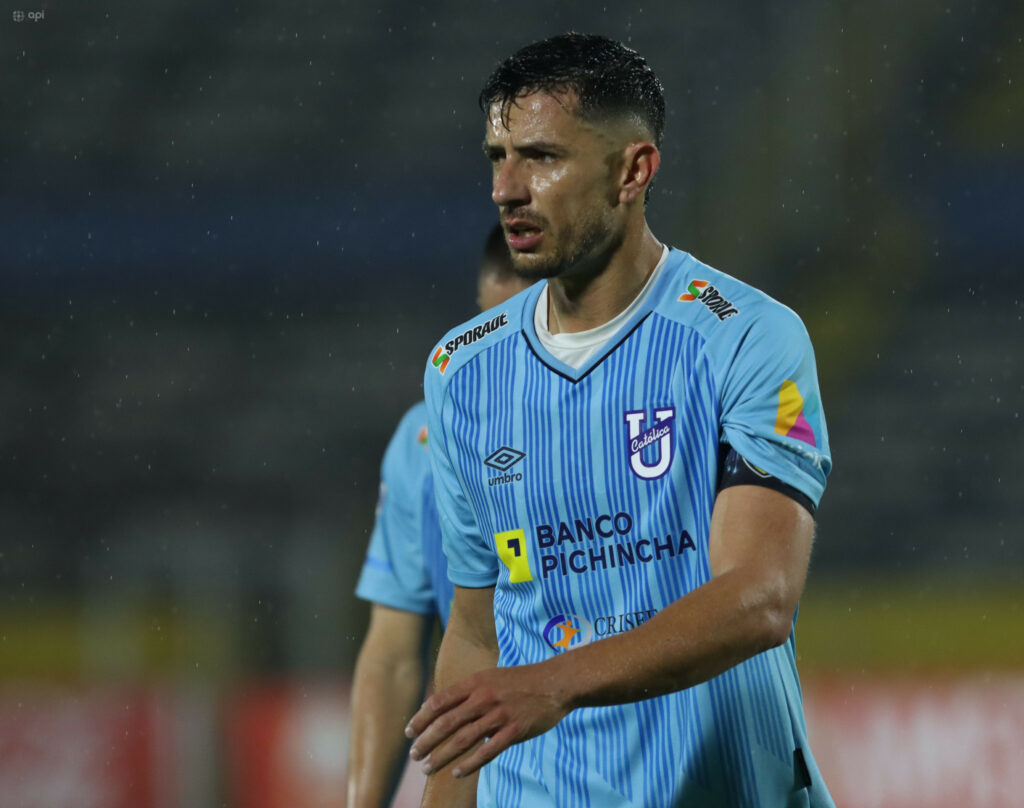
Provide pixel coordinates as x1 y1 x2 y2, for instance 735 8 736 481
594 609 658 637
542 614 592 652
534 510 696 579
679 279 740 320
543 609 659 653
431 312 510 374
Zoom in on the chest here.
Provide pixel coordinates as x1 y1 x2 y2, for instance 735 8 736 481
445 327 721 530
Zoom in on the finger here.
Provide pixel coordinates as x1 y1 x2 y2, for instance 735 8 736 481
405 683 469 739
409 698 487 761
419 711 503 773
451 723 522 778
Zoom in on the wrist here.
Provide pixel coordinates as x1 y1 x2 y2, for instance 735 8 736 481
537 647 589 713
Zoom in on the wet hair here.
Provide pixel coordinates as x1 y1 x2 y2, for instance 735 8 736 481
480 222 517 282
479 32 665 149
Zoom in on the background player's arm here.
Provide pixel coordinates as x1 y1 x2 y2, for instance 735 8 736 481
347 604 433 808
418 585 500 808
407 484 813 777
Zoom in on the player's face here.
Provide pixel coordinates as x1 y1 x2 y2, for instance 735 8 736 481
484 92 624 280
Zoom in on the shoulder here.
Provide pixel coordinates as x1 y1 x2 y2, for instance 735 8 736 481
425 282 536 386
383 401 431 473
652 249 809 348
394 400 429 436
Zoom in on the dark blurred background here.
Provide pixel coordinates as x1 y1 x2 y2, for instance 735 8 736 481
1 2 1022 806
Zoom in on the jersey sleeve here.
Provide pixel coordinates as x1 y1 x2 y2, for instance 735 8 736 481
714 305 832 507
354 408 436 614
424 366 500 588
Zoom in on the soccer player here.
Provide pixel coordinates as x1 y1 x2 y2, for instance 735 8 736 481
347 224 530 808
408 33 835 808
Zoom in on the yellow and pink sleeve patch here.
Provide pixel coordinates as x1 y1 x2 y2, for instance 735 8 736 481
774 379 816 447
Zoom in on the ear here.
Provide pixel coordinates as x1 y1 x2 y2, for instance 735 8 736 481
618 141 660 204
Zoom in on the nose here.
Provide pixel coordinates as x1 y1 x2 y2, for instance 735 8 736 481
492 157 529 207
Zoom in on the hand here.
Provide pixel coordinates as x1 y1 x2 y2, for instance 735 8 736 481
405 664 569 777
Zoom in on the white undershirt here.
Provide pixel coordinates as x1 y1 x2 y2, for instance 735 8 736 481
533 245 670 370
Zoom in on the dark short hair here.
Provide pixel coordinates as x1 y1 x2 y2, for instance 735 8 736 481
479 33 665 148
480 223 516 282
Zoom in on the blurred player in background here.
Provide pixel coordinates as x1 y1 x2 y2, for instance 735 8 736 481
410 33 835 807
346 224 530 808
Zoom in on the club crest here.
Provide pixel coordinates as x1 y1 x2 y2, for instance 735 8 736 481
624 407 675 480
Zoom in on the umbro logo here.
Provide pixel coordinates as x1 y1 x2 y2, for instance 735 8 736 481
485 446 525 487
484 447 525 471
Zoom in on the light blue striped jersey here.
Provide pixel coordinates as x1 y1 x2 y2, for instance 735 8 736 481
424 249 835 808
355 402 453 627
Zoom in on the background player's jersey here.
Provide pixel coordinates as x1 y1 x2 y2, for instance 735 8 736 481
355 402 453 627
424 249 834 808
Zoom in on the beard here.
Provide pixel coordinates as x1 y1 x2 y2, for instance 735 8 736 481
508 205 618 282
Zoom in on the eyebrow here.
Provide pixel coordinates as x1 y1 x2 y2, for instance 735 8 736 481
481 139 567 156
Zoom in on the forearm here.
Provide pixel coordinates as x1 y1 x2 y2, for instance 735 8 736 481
547 486 810 709
348 610 430 808
419 590 499 808
548 564 794 710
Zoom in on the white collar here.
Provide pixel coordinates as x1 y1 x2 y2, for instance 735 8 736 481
533 245 669 369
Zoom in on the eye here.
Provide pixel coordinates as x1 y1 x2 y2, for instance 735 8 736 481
522 148 556 163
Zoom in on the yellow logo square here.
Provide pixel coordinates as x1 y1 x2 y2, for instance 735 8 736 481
494 529 533 583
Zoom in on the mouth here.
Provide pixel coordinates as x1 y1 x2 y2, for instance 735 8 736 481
504 218 545 252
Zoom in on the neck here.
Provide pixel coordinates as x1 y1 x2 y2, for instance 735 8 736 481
546 221 663 335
